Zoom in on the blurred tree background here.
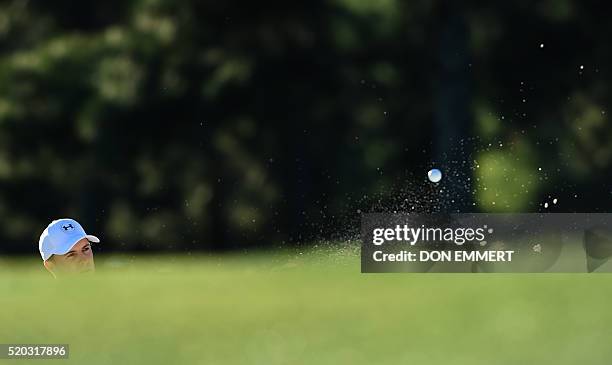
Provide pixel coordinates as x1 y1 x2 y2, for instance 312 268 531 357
0 0 611 254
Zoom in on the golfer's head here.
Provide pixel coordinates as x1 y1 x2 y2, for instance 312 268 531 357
39 218 100 277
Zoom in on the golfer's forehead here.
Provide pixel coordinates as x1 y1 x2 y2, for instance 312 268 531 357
72 238 91 250
52 238 92 262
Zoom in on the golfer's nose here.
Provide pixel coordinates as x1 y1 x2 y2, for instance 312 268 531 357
78 250 91 261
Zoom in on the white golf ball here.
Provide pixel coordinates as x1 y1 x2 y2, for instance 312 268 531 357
428 168 442 183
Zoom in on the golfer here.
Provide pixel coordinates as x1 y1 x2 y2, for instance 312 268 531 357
38 218 100 277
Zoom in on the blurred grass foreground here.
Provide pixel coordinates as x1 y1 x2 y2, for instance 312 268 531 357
1 248 612 365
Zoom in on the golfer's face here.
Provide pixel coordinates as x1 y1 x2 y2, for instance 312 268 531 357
51 238 95 274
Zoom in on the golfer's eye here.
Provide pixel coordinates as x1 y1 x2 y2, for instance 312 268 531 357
83 245 90 252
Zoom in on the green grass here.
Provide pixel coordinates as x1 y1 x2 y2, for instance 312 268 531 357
1 246 612 364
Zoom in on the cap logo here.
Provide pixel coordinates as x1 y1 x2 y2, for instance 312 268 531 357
62 224 75 231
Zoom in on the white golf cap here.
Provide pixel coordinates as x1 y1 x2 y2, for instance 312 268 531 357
39 218 100 261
